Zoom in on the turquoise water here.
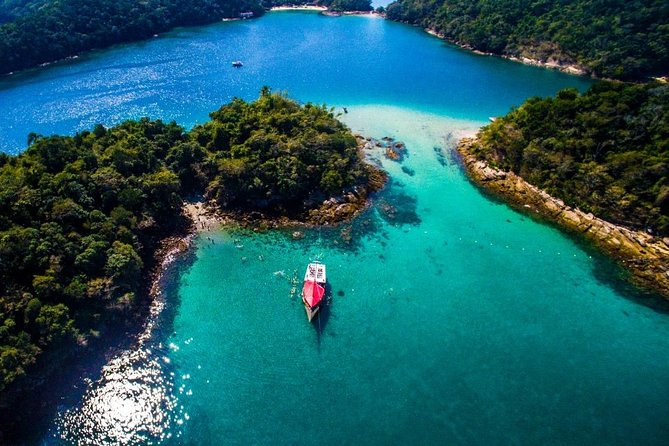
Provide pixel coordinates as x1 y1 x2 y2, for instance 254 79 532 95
1 11 667 446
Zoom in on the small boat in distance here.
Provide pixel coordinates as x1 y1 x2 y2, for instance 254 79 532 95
302 262 326 322
232 61 243 67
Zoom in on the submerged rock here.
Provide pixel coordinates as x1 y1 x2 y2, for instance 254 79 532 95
384 141 407 162
433 146 448 167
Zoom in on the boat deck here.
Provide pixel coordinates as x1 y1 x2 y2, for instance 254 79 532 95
304 262 326 283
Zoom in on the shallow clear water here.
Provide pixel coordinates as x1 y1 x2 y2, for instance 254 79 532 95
2 11 667 446
158 109 669 446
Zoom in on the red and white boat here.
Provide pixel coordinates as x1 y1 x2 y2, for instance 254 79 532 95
302 262 326 322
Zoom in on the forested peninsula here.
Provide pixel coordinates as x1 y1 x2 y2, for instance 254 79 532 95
385 0 669 80
0 0 264 74
458 82 669 297
0 90 383 395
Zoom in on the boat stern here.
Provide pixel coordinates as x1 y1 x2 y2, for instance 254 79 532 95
304 304 320 322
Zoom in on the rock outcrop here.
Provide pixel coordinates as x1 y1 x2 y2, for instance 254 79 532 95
458 137 669 299
189 138 388 231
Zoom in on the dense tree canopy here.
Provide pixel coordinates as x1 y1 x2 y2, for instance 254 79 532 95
193 88 373 212
318 0 372 11
0 0 265 74
0 117 184 393
0 0 50 23
0 90 376 392
469 82 669 234
386 0 669 80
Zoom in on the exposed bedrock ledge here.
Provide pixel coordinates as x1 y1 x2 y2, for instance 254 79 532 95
457 137 669 300
423 27 589 77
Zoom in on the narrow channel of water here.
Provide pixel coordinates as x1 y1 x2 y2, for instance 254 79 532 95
0 11 667 446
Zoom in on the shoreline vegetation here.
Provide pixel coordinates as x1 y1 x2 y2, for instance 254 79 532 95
0 89 386 437
386 0 668 81
458 139 669 299
422 28 588 78
456 81 669 299
0 0 267 76
0 0 376 77
270 5 380 18
3 1 666 81
268 1 376 16
391 2 669 297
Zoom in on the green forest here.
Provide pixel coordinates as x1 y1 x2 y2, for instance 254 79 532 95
0 0 373 74
318 0 372 11
386 0 669 80
0 90 376 392
469 82 669 234
0 0 50 23
0 0 266 74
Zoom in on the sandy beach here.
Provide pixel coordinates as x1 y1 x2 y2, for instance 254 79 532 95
270 5 327 12
183 201 227 232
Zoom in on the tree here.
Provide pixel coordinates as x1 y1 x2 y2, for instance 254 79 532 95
105 241 142 290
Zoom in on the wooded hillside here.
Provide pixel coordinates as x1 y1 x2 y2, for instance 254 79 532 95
386 0 669 80
0 0 265 74
469 82 669 234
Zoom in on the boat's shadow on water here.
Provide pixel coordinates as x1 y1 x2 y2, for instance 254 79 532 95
313 282 333 351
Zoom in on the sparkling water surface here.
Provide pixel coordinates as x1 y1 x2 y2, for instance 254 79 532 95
1 12 589 153
1 11 667 446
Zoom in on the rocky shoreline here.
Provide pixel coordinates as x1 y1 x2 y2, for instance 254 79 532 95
423 28 589 77
182 137 387 232
457 137 669 300
182 176 387 232
0 223 196 443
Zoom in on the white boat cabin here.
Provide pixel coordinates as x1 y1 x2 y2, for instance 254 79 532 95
304 263 326 284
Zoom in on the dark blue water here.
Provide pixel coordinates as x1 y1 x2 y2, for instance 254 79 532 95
0 12 590 154
1 11 667 446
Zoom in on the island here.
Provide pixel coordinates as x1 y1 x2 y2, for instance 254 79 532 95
0 89 385 405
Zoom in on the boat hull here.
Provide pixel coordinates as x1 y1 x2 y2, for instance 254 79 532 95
302 262 326 322
304 302 320 322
